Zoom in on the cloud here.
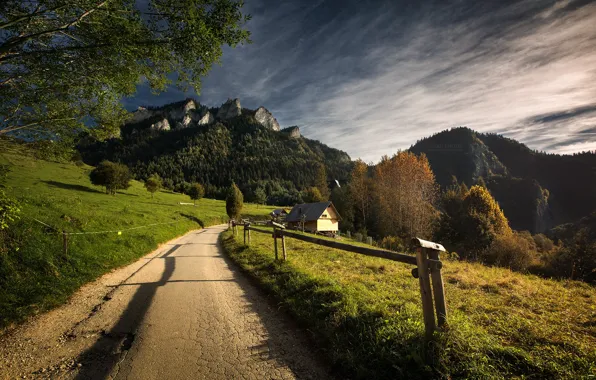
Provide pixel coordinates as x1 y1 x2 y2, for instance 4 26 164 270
126 0 596 162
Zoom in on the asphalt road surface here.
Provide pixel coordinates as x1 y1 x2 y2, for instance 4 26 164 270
0 225 330 380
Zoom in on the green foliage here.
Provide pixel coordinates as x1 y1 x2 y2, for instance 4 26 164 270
0 0 250 141
0 189 20 229
188 183 205 205
226 183 243 220
89 160 132 195
436 184 512 259
302 187 324 203
80 115 352 203
144 174 162 198
222 228 596 379
0 150 275 327
253 186 266 207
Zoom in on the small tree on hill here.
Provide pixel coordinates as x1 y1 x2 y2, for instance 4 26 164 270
226 183 243 220
144 174 162 198
89 161 131 195
188 183 205 205
254 187 266 208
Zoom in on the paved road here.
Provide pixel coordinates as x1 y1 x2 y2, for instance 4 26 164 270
0 225 329 379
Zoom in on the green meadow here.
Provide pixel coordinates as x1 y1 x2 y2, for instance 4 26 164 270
0 148 274 329
222 227 596 379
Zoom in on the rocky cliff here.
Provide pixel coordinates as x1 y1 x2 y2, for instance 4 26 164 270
281 126 300 138
216 98 242 120
255 107 280 131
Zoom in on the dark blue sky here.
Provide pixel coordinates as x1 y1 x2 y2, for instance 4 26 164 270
124 0 596 162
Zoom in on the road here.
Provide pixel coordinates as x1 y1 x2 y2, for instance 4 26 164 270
0 225 330 379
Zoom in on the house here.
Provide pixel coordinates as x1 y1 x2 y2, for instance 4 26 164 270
285 201 341 233
270 208 288 220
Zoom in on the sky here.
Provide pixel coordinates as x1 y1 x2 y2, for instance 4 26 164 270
124 0 596 163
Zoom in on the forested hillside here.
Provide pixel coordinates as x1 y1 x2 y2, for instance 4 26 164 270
410 127 596 233
79 99 352 205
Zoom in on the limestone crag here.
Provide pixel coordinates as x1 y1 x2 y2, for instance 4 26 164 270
198 112 214 125
216 98 241 120
282 126 300 138
176 114 192 129
129 107 157 124
151 118 170 131
255 107 280 131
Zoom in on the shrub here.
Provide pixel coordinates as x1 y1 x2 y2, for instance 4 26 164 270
482 232 537 272
379 236 404 251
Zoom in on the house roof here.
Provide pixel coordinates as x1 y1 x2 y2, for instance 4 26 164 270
270 208 288 216
285 201 341 222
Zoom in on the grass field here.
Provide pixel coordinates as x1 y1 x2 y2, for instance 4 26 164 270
222 227 596 379
0 149 275 329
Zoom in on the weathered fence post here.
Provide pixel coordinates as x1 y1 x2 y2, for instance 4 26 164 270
428 249 447 327
415 247 435 338
247 223 251 245
347 230 351 239
243 224 247 245
273 226 279 260
281 232 287 261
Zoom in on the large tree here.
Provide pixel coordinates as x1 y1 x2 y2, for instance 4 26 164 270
0 0 250 140
89 160 131 195
226 183 243 220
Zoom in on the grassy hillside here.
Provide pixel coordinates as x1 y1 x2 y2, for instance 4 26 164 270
0 149 275 329
221 228 596 379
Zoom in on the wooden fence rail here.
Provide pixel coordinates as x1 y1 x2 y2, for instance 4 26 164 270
232 220 447 338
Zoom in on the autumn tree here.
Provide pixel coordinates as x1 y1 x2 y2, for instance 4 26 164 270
144 174 162 198
0 0 250 140
373 152 438 239
188 183 205 205
436 184 512 259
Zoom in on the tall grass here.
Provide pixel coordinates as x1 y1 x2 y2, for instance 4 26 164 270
222 228 596 379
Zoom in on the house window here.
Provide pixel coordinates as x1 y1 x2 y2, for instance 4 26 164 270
322 213 328 218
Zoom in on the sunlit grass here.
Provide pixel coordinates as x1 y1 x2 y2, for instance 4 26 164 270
0 151 274 328
222 227 596 379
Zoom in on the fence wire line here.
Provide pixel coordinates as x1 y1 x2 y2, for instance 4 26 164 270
30 218 183 236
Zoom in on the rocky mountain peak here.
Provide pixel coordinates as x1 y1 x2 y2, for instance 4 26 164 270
255 106 280 131
216 98 241 120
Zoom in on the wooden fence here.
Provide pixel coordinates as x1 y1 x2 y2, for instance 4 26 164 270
230 220 447 338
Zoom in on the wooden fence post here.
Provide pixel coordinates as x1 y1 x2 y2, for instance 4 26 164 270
428 249 447 328
281 232 287 261
416 247 436 338
247 224 251 245
62 231 68 258
273 226 279 260
243 224 247 245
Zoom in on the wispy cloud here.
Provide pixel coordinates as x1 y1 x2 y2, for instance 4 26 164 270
127 0 596 162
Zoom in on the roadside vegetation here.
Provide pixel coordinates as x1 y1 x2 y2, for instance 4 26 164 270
0 147 274 329
222 227 596 379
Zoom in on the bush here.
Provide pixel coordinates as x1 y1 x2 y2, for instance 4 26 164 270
379 236 404 251
482 232 537 272
144 174 162 198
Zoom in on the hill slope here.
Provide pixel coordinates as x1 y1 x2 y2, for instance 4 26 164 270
79 98 352 204
410 127 596 233
0 146 273 328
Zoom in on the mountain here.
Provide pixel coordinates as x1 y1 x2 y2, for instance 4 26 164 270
410 127 596 233
79 98 352 205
